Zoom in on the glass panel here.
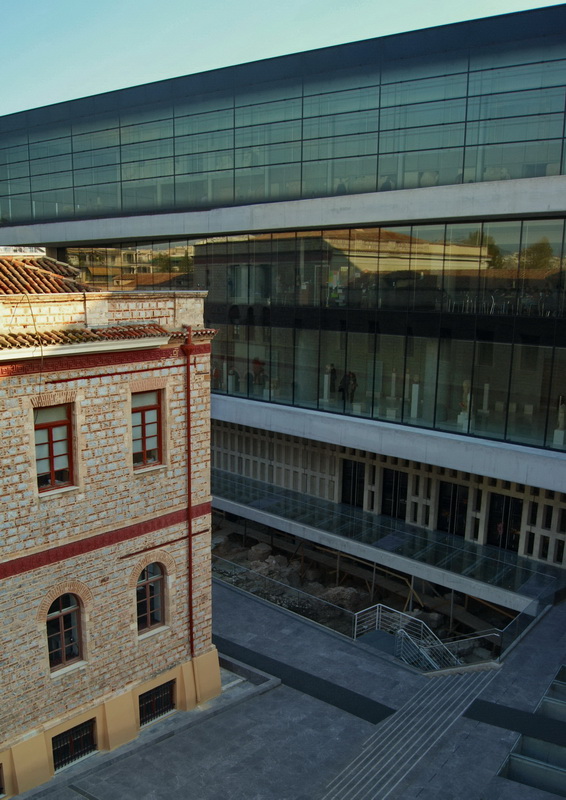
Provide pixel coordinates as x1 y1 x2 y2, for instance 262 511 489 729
53 440 68 456
480 221 522 313
235 98 302 127
36 458 50 473
303 110 378 139
319 330 345 411
346 330 374 418
463 140 562 183
506 343 552 446
34 428 48 444
436 339 474 433
467 87 566 120
175 170 234 208
304 87 378 117
519 219 564 317
302 156 377 197
234 142 300 167
121 140 173 162
120 119 174 144
443 222 483 313
121 177 174 211
53 455 69 470
404 337 438 427
35 443 49 459
466 114 563 146
132 392 158 408
380 99 467 130
547 346 566 449
35 405 68 423
468 60 566 95
470 342 512 439
294 328 319 409
175 108 233 135
72 128 120 151
380 74 467 107
374 334 405 422
74 183 121 215
379 123 465 153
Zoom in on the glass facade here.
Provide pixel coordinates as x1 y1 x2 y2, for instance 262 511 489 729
0 9 565 225
66 215 566 451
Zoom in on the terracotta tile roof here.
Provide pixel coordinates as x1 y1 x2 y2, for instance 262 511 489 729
0 325 170 350
0 256 90 294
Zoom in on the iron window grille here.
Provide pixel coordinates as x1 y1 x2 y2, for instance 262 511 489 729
139 680 176 726
46 594 82 670
52 719 96 771
34 404 73 491
136 563 164 632
131 390 162 468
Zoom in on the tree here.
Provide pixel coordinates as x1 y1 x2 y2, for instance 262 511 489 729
520 237 553 271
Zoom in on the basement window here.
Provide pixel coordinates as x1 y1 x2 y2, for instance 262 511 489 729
52 719 96 771
139 680 176 726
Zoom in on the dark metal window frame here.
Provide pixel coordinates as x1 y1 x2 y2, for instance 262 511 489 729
138 680 176 725
34 403 73 492
136 563 165 632
46 594 82 670
52 719 96 771
131 391 162 468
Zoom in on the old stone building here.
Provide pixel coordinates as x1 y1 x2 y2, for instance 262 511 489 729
0 256 220 797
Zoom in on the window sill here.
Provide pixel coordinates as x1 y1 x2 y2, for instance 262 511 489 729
137 625 169 641
133 464 167 477
38 485 79 501
50 660 87 679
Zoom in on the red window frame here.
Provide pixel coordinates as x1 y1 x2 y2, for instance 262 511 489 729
131 391 162 469
34 404 73 492
136 563 165 632
46 594 82 670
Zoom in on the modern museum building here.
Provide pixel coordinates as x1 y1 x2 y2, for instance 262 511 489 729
2 5 566 626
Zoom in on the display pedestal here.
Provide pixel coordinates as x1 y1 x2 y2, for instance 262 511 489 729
457 411 470 430
553 429 566 446
385 398 398 420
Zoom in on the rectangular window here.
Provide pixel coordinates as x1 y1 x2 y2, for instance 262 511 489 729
132 391 162 468
139 680 175 726
34 404 73 491
52 719 96 771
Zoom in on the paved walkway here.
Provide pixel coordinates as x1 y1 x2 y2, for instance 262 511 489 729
321 671 496 800
17 583 566 800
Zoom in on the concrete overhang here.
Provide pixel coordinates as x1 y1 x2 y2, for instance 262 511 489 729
1 176 566 247
212 395 566 494
213 495 535 613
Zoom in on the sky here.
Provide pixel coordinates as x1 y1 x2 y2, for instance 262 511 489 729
2 0 562 116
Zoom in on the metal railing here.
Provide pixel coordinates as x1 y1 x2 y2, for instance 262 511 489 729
353 603 462 670
214 553 552 672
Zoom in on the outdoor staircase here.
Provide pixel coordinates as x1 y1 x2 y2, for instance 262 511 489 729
355 603 462 671
322 670 496 800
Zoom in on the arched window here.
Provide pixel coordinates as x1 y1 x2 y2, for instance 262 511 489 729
46 594 81 669
136 563 164 632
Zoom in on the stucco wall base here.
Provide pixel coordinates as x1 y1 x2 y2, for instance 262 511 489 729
0 651 221 799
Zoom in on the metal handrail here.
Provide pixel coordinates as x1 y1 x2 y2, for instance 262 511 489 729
353 603 461 669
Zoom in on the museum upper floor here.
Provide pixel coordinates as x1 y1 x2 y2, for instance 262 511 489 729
0 5 565 233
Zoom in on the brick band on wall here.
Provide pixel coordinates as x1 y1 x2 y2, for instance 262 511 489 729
0 502 211 580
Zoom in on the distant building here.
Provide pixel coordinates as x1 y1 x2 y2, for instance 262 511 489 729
0 257 219 797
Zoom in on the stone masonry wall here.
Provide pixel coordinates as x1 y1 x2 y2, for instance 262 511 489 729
0 295 214 748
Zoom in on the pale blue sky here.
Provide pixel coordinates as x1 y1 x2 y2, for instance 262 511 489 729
2 0 561 116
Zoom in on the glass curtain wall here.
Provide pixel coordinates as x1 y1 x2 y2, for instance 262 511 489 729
66 215 566 450
1 25 565 225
